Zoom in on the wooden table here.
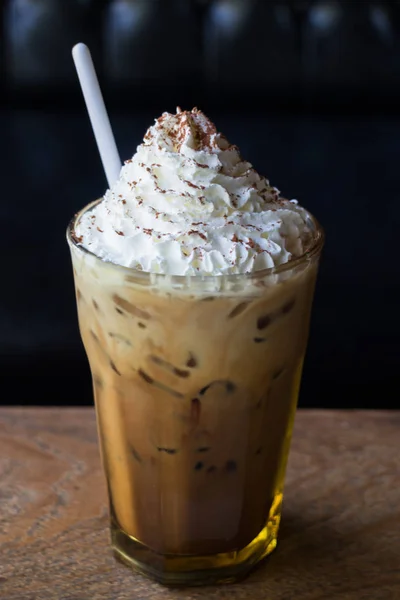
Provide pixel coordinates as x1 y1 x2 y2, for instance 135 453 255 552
0 409 399 600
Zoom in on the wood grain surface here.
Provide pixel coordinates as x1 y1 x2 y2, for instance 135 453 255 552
0 408 399 600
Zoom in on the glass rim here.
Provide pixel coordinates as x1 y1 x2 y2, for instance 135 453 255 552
67 199 324 283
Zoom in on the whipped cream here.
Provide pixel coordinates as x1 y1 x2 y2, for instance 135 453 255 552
76 108 312 275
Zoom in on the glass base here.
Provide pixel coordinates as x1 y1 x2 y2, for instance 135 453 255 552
111 494 282 586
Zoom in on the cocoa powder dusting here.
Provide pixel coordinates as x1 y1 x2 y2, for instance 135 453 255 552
188 230 206 241
155 108 220 153
184 180 201 189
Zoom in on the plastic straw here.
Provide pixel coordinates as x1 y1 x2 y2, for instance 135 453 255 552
72 43 121 188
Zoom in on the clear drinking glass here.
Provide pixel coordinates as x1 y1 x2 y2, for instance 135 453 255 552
67 200 324 586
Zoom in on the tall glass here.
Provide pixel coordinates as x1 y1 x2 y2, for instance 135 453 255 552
67 201 324 586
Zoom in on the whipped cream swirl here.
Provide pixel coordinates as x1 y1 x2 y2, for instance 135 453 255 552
76 108 312 275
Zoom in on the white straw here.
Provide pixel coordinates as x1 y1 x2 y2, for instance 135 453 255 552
72 43 121 188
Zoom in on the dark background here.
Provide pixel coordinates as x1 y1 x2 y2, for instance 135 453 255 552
0 0 398 408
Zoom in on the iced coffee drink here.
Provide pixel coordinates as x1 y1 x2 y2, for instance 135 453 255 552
67 108 323 585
